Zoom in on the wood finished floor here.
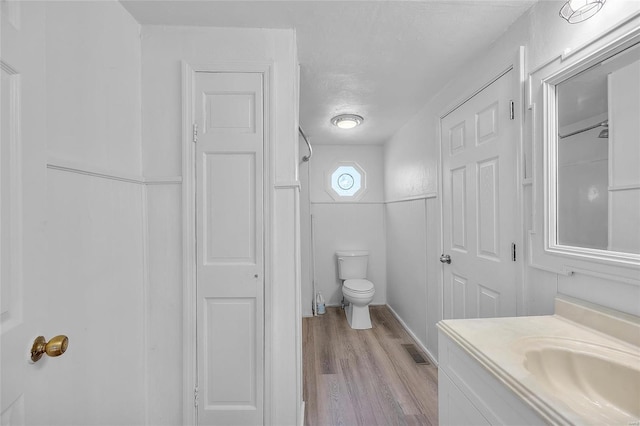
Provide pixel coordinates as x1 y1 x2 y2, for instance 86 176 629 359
303 306 439 426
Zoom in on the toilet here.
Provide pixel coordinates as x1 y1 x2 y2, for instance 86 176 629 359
336 251 375 329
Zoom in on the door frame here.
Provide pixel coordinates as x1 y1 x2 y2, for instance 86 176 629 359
438 47 526 318
181 61 273 425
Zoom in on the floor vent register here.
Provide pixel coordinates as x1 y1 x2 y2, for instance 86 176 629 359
402 344 430 365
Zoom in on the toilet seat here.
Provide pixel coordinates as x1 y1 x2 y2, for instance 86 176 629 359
343 279 374 293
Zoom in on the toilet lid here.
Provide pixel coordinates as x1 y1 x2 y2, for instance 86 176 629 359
344 279 374 292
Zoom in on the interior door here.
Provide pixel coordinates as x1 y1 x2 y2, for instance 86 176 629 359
1 4 47 424
441 69 519 319
1 29 27 426
195 72 265 425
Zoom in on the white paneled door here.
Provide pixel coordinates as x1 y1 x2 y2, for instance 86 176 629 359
1 4 44 424
1 41 27 426
441 69 519 319
195 72 264 425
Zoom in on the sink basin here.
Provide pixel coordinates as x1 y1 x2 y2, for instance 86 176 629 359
516 337 640 424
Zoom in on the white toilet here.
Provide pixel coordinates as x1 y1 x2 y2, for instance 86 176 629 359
336 250 375 329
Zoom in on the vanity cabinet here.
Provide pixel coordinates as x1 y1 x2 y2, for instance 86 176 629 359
438 329 544 426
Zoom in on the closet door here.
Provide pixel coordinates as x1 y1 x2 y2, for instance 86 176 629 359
195 72 264 426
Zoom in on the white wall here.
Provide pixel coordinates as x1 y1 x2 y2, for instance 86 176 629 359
386 200 427 345
302 144 386 311
312 203 386 306
42 2 147 424
140 25 300 425
299 137 313 315
384 0 640 361
12 5 300 424
141 26 298 179
308 144 385 203
46 171 146 424
385 205 442 360
383 94 441 360
46 1 142 175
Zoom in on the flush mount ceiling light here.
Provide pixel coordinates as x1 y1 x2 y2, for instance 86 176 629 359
560 0 605 23
331 114 364 129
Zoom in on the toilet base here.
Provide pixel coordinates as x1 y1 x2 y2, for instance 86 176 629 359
345 303 372 329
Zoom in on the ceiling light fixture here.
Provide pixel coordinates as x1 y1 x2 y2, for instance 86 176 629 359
331 114 363 129
559 0 605 23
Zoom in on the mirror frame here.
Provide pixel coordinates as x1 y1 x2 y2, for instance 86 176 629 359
529 17 640 284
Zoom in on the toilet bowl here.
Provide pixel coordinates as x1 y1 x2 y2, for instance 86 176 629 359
343 278 375 329
336 251 375 330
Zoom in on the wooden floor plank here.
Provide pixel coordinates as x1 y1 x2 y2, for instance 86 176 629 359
360 327 418 422
303 317 319 426
303 306 439 426
314 308 338 375
369 311 437 420
339 358 384 426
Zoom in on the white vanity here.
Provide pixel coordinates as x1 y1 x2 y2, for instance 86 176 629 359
438 296 640 425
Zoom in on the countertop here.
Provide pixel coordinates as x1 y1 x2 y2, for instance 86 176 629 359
437 296 640 425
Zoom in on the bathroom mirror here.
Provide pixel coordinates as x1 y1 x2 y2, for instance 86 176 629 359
556 43 640 254
530 23 640 281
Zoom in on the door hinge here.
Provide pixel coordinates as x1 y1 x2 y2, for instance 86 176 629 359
509 100 515 120
193 123 198 143
194 386 199 407
512 243 517 262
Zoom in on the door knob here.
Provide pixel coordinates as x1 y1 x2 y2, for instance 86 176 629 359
31 335 69 362
440 254 452 264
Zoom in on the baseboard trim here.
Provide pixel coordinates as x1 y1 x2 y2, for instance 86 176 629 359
323 302 386 309
385 304 439 367
299 401 305 426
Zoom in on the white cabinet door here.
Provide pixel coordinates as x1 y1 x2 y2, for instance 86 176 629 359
438 328 545 425
439 373 490 426
440 70 518 319
195 72 265 426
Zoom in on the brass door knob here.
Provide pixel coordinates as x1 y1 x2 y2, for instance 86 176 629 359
31 335 69 362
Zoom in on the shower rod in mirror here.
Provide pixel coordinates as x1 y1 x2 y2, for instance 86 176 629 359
558 120 608 139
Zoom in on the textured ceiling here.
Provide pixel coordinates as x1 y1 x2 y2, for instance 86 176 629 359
121 1 537 145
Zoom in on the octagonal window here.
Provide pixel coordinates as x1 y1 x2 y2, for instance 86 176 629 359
328 163 366 200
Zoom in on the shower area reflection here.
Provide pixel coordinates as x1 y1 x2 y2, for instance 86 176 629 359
556 44 640 254
556 68 610 251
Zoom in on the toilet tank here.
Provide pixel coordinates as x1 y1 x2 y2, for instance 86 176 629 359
336 251 369 280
